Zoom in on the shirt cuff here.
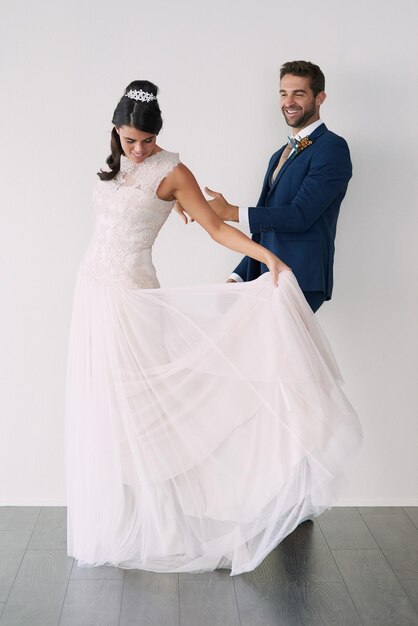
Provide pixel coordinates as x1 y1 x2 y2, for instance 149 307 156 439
229 273 244 283
238 206 249 229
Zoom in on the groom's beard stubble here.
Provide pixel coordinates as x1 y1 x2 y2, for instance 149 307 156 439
283 103 317 130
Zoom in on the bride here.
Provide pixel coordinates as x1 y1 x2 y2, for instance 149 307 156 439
65 80 361 575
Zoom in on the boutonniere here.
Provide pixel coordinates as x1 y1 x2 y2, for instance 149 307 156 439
288 136 313 159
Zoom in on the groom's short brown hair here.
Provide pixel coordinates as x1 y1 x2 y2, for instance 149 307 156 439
280 61 325 96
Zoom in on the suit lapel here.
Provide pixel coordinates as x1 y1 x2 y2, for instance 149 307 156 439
267 123 327 193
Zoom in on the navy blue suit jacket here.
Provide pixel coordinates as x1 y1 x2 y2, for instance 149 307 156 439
233 123 352 300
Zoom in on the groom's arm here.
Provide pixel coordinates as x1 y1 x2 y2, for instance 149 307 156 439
229 256 249 282
208 138 351 234
248 138 352 234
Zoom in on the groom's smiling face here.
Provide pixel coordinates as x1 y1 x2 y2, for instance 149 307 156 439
279 74 326 132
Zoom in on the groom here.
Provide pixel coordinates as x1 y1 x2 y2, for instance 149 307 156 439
206 60 352 312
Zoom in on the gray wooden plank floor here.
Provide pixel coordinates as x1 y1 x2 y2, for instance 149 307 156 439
0 507 417 626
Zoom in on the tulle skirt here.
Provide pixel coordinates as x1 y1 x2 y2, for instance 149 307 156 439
65 271 361 575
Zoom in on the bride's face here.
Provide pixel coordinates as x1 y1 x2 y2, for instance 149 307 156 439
116 126 158 164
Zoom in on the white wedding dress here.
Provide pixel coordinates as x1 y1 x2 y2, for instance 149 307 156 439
65 150 362 575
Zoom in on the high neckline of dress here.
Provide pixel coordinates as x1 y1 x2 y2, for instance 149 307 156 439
120 151 165 174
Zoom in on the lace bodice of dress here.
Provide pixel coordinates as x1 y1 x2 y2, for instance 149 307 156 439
80 150 180 288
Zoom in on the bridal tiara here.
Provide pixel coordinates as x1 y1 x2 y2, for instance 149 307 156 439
125 89 157 103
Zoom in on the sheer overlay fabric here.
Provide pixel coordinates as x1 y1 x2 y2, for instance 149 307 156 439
65 151 361 575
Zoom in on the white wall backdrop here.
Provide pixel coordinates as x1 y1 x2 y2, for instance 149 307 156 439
1 0 417 505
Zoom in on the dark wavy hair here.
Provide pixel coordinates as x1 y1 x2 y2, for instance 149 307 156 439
280 61 325 96
98 80 163 181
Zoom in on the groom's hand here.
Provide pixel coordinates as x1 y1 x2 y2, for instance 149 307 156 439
205 187 239 222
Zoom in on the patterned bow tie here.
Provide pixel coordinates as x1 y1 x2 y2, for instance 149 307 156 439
288 136 300 151
271 135 313 183
291 136 313 154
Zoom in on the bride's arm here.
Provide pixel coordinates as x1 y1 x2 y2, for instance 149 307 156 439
158 164 290 286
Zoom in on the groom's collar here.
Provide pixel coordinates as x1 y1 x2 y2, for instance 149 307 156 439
291 119 324 141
